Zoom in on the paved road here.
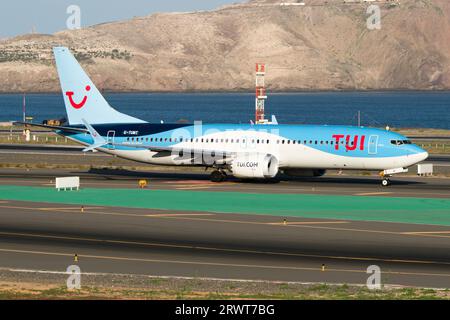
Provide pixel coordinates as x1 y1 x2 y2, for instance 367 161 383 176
0 200 449 288
0 166 448 288
0 167 449 198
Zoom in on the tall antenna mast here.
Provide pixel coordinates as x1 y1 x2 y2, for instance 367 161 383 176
23 93 26 122
255 63 267 124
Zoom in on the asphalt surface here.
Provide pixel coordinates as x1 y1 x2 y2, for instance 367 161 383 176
0 167 449 198
0 147 449 288
0 199 449 288
1 106 448 291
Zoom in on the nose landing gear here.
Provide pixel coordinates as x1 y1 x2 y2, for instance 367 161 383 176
379 168 408 186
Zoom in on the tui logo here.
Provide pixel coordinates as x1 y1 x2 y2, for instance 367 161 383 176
66 85 91 109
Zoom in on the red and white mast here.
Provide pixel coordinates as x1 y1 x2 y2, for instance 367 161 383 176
255 63 267 124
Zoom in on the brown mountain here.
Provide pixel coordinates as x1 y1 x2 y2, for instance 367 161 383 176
0 0 449 92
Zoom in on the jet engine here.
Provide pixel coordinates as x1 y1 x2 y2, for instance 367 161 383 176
231 154 279 179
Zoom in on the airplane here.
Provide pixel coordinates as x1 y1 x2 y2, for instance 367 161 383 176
16 47 429 186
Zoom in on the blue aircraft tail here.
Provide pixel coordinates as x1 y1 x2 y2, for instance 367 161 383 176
53 47 145 125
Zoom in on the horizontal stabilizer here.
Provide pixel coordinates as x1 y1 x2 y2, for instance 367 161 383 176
14 121 88 133
81 119 107 152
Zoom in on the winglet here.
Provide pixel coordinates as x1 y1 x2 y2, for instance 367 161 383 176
81 118 107 152
271 115 278 125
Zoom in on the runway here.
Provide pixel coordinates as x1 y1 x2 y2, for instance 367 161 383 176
0 199 449 288
0 167 449 199
0 152 449 289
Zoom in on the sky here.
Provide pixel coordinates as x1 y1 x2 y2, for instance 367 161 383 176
0 0 244 38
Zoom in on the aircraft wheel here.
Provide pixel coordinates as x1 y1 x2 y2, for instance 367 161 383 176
381 179 390 187
220 171 228 182
210 170 224 183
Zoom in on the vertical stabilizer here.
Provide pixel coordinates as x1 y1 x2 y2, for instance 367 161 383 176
53 47 145 125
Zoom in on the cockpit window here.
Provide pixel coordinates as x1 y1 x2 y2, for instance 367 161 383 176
391 140 412 146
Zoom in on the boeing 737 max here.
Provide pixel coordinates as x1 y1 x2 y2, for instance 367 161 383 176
17 47 429 186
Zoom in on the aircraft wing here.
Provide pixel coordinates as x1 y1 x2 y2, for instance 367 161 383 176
14 122 88 133
110 142 234 160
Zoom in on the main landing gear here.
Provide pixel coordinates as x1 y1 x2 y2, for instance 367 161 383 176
381 178 390 187
210 170 227 183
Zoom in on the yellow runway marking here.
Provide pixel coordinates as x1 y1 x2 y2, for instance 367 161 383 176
355 192 393 196
39 207 104 210
176 187 211 190
146 214 214 217
0 247 449 279
404 231 450 235
268 221 349 226
0 230 448 267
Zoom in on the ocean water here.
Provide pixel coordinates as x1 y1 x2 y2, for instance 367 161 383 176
0 92 449 129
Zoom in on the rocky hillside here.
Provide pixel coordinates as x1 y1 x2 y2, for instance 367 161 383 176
0 0 449 92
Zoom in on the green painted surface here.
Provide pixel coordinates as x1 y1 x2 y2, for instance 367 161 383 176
0 185 449 226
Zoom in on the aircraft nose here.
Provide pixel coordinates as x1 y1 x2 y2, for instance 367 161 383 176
410 147 428 164
406 146 428 166
418 151 429 162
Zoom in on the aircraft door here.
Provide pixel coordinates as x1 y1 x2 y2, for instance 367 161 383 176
368 135 378 155
107 131 116 150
